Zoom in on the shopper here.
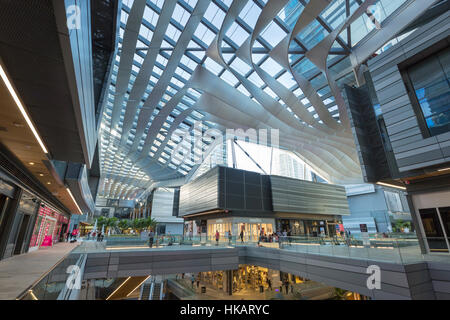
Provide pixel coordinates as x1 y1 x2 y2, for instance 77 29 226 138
228 230 232 245
215 230 220 246
148 230 154 248
240 230 244 243
191 274 195 288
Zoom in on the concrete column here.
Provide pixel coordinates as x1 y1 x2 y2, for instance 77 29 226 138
226 270 233 296
406 193 428 254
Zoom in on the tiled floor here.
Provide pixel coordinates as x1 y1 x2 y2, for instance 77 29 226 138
0 242 78 300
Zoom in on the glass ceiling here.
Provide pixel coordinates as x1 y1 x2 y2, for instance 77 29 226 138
97 0 409 201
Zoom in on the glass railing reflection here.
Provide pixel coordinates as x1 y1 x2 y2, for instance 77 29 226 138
72 232 444 265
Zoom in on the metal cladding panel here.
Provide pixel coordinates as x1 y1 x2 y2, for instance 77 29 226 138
269 175 350 216
151 188 175 218
178 166 219 216
368 12 450 173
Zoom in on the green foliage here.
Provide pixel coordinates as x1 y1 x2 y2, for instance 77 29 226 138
333 288 350 300
114 217 157 234
117 219 130 231
392 219 412 232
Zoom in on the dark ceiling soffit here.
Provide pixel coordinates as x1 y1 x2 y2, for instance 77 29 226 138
52 0 96 169
92 0 122 126
0 143 71 216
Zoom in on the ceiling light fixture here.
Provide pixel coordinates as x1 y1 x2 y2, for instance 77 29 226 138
29 162 35 165
0 63 48 154
376 182 406 190
437 168 450 172
66 187 82 214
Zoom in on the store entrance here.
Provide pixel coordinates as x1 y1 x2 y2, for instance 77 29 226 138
238 223 273 242
14 214 31 255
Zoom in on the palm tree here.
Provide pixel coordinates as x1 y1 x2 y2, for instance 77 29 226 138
107 217 118 234
118 219 130 233
97 216 108 231
143 217 158 232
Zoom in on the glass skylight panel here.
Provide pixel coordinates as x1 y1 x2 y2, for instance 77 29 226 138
230 57 251 75
277 71 296 89
263 86 278 99
237 84 251 96
204 57 223 75
139 24 153 42
120 10 128 25
248 71 265 88
220 69 239 86
225 22 249 47
238 2 261 30
260 57 283 77
167 23 181 42
297 19 329 50
252 53 265 65
190 50 205 60
172 4 190 27
156 54 168 66
133 53 144 64
261 22 286 48
205 2 226 27
222 53 234 64
293 87 303 97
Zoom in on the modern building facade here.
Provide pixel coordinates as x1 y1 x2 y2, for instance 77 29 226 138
179 166 349 240
1 0 450 302
344 8 450 253
344 184 413 234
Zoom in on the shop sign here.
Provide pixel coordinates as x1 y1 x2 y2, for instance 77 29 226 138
41 235 53 247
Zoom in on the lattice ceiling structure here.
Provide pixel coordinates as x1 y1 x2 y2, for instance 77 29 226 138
97 0 416 200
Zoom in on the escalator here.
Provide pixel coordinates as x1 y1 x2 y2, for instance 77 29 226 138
140 281 152 300
106 276 149 300
139 277 164 300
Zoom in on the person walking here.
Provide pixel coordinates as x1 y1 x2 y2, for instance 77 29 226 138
240 230 244 243
228 230 232 245
215 230 220 246
148 230 154 248
267 278 272 291
191 274 195 289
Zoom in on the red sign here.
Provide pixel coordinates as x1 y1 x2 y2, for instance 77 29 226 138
41 235 53 247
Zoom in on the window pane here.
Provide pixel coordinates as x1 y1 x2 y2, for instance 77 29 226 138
408 47 450 137
419 208 448 252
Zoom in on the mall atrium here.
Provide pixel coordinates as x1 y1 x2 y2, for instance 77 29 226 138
0 0 449 302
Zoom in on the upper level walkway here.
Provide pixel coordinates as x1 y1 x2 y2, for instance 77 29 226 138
0 242 78 300
9 235 450 300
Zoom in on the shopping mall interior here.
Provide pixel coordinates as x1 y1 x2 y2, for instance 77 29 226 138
0 0 450 303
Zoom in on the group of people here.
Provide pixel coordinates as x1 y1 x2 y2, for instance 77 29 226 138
213 229 294 245
86 230 104 242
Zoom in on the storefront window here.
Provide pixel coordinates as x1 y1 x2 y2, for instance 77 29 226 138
406 47 450 137
419 208 449 252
